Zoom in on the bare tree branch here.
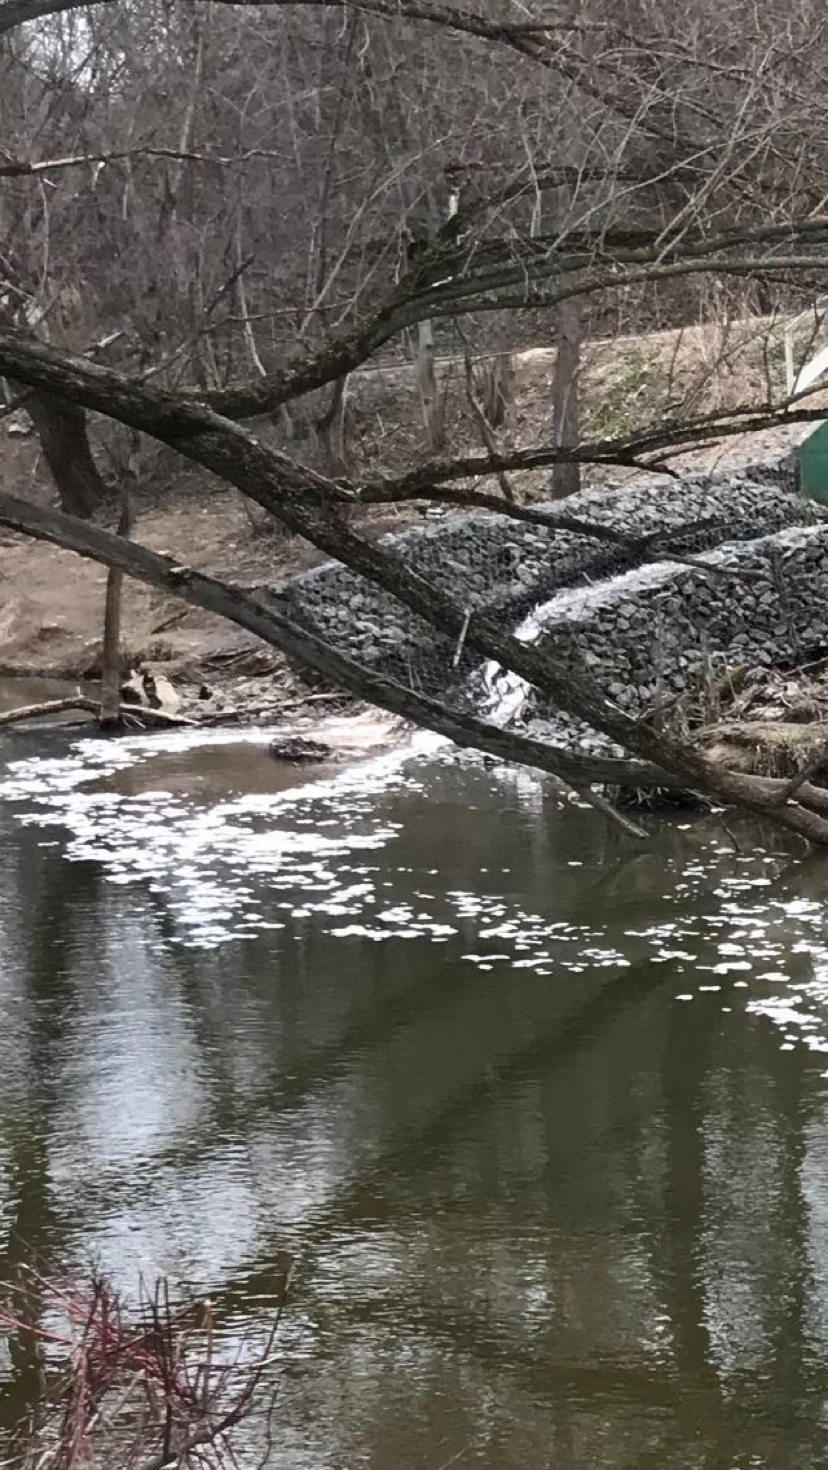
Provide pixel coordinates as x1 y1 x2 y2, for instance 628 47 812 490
0 146 291 178
1 331 828 842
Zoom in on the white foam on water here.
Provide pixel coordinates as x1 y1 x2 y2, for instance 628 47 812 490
0 722 453 948
5 694 828 1074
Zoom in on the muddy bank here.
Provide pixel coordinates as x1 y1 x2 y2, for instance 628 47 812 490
0 483 334 711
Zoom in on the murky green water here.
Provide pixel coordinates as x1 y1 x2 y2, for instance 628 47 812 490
2 718 828 1467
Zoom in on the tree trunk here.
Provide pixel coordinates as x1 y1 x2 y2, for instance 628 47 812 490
482 353 515 431
551 299 582 500
417 319 445 452
26 392 107 518
315 374 350 473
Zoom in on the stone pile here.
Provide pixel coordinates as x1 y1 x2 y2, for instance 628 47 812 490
517 520 828 752
273 453 820 698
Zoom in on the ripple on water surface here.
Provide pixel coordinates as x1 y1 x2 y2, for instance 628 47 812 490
6 726 828 1468
2 726 828 1066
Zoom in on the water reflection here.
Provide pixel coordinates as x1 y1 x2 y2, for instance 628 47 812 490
1 728 828 1465
0 676 90 715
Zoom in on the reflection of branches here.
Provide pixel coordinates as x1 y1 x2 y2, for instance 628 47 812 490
0 1263 291 1470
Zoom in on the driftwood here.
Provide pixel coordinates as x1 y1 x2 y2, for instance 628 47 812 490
0 696 195 728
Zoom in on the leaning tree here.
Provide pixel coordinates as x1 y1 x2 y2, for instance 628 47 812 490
3 0 828 841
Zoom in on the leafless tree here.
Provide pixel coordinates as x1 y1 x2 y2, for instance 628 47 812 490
3 0 828 839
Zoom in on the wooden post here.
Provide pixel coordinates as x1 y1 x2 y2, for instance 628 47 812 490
551 298 583 500
100 493 133 727
416 318 444 452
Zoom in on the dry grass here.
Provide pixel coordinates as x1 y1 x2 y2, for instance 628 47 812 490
322 310 825 499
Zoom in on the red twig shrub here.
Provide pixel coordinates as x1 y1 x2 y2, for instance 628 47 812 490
0 1259 291 1470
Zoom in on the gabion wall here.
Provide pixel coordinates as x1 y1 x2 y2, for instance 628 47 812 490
516 520 828 754
273 454 821 700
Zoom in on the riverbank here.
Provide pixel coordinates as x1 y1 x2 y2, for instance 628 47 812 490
0 318 812 723
5 446 828 795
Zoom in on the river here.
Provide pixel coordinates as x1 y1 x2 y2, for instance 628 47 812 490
1 714 828 1467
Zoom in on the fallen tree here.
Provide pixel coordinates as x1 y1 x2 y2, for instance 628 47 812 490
0 694 193 728
5 0 828 842
1 334 828 843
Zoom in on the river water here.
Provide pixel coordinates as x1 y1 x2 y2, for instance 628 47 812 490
2 714 828 1467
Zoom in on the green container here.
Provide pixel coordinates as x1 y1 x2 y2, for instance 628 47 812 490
798 420 828 503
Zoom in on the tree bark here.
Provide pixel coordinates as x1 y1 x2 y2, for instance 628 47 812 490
417 319 445 452
2 486 828 844
26 392 107 518
550 298 582 500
